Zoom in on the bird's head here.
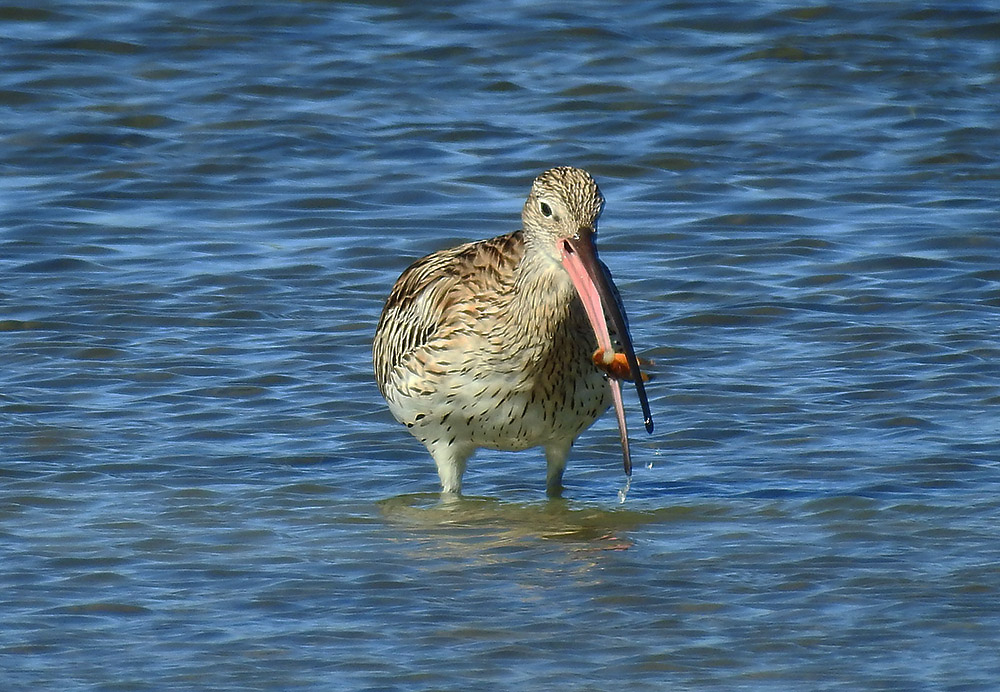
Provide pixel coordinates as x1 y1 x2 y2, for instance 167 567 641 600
522 166 605 259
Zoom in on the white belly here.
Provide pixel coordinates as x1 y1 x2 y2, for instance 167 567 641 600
383 343 611 453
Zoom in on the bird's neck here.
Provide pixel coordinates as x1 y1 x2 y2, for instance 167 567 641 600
511 249 582 339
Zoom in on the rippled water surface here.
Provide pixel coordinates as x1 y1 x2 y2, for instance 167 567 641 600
3 1 1000 689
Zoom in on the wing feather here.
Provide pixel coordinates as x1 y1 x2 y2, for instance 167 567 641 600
372 231 523 395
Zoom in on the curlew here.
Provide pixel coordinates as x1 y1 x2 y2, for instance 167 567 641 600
373 166 651 496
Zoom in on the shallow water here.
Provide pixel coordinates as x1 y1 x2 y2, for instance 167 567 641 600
3 1 1000 689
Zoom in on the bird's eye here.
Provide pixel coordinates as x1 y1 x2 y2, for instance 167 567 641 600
539 202 553 217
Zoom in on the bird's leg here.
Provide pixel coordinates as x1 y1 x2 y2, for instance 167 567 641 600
427 441 472 495
592 348 651 381
544 441 572 498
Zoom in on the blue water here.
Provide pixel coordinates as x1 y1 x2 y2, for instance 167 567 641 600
2 1 1000 690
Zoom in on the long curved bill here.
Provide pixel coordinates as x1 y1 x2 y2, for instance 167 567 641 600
560 227 653 476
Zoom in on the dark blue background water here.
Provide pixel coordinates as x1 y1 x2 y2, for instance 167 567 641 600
2 1 999 690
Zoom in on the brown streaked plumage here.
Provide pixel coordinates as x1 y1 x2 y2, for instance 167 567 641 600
373 166 652 496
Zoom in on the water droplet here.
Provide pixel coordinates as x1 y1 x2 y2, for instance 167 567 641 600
617 475 632 504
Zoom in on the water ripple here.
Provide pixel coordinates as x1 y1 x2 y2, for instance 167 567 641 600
2 1 999 690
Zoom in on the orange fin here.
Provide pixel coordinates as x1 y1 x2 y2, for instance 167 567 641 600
593 348 652 382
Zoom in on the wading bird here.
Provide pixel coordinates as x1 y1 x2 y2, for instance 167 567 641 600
373 167 652 496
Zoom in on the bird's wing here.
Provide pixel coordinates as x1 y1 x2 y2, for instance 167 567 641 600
372 231 523 395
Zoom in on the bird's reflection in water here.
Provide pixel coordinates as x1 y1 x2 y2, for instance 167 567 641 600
377 493 669 551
